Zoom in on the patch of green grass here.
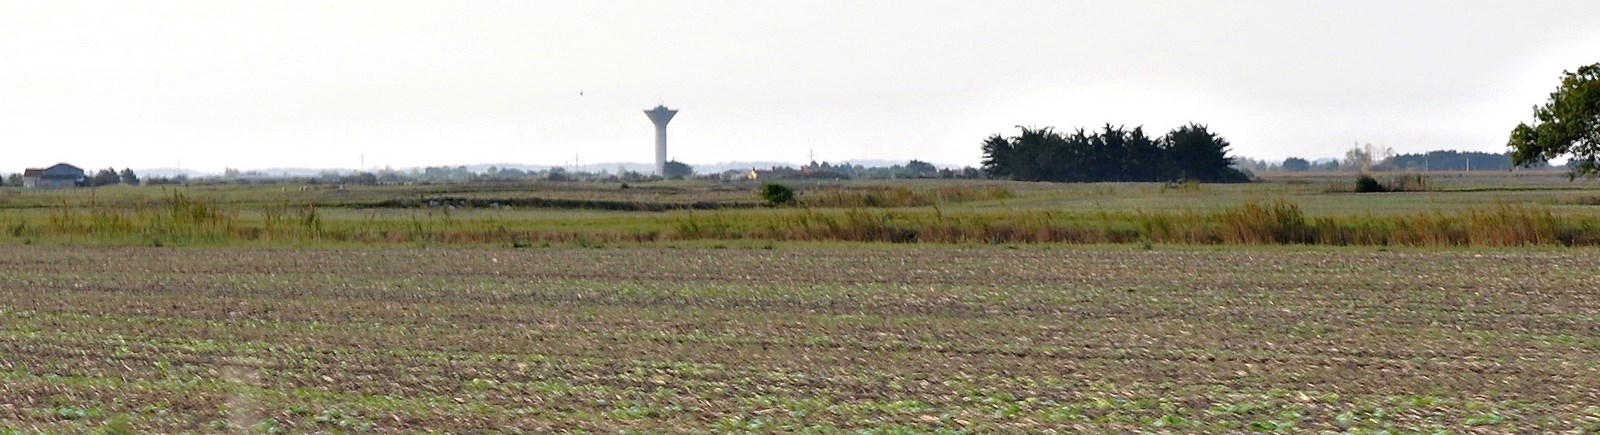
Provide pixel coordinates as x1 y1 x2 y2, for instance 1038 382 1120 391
5 174 1600 247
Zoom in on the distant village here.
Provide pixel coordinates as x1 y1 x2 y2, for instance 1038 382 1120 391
2 160 983 189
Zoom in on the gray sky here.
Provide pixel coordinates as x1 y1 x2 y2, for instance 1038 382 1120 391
3 1 1598 173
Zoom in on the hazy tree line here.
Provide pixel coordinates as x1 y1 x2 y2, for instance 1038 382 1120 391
0 146 1553 189
1235 148 1536 173
980 124 1250 183
1388 151 1522 171
89 167 141 186
0 160 978 187
393 160 975 183
790 160 982 180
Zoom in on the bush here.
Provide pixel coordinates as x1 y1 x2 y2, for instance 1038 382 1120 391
759 183 795 206
1384 173 1431 192
1355 174 1387 193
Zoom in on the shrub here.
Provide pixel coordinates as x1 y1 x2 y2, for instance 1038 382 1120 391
1354 174 1387 193
759 183 795 206
1384 173 1431 192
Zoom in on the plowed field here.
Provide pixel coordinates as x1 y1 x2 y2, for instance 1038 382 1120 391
2 246 1598 432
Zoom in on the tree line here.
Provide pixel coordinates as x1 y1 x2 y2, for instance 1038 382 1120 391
980 124 1249 183
93 168 141 186
1255 150 1524 173
0 160 982 187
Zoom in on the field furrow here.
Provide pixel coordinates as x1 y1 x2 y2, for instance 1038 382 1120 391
2 245 1599 432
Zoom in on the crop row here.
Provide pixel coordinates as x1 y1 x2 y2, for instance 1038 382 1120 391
2 246 1599 431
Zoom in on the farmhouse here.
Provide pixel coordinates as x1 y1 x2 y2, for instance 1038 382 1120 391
719 168 759 181
21 163 87 189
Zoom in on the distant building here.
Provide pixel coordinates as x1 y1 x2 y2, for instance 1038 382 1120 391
719 168 759 181
644 105 678 177
22 163 87 189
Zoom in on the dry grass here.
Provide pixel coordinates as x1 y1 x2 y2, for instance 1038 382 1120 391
668 200 1600 246
4 175 1600 248
798 185 1013 208
11 194 1600 248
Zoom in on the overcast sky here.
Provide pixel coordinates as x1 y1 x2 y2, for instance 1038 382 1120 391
3 1 1598 173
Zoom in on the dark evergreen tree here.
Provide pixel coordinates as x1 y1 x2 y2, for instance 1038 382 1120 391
1060 129 1095 182
980 123 1249 183
1281 157 1311 172
904 160 939 178
662 160 694 179
93 167 120 186
1164 124 1247 183
1119 126 1167 181
119 168 139 186
1089 125 1126 181
979 133 1014 179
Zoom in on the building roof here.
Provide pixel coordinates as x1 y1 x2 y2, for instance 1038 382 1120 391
25 163 86 180
44 163 83 173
